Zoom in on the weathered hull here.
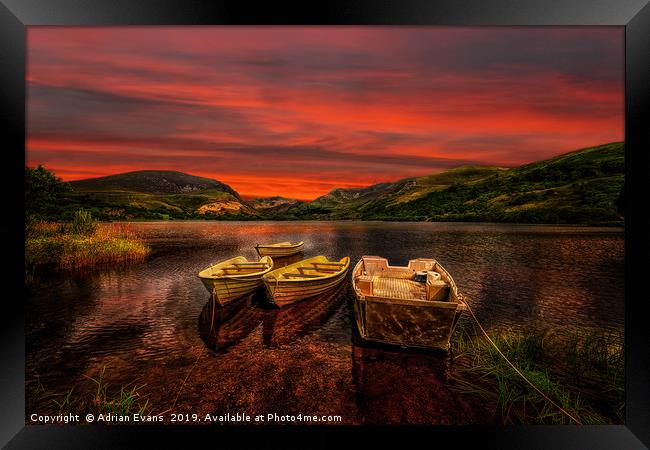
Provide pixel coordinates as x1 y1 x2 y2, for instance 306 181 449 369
264 268 348 307
255 243 304 257
353 295 464 351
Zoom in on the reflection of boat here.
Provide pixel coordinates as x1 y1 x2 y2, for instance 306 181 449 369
198 295 264 352
263 256 350 307
197 256 273 306
255 241 304 257
351 343 471 424
352 256 466 351
262 279 348 347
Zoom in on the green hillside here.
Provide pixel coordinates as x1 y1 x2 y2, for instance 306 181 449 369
365 142 625 224
71 170 240 197
284 142 624 224
62 171 257 220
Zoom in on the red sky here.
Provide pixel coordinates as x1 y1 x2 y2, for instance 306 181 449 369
26 27 624 200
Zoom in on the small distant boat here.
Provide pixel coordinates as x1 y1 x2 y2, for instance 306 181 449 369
255 241 304 257
263 255 350 307
352 256 467 351
198 256 273 306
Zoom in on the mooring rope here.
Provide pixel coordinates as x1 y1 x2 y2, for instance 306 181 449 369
459 296 582 425
156 344 205 417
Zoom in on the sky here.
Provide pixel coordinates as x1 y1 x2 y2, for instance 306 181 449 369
26 27 624 200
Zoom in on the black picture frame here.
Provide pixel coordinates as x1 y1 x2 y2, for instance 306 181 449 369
2 0 649 448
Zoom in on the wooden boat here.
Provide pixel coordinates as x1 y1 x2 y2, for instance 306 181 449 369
352 256 467 351
197 256 273 306
262 255 350 307
255 241 304 257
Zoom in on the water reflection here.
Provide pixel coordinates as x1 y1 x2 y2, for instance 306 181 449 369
351 342 474 424
198 293 264 353
262 280 348 347
198 280 350 352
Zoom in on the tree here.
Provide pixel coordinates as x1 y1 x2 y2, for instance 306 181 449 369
25 165 71 220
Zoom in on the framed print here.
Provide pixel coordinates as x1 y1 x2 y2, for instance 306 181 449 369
2 0 649 448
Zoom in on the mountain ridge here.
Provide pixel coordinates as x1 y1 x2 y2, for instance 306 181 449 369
60 142 624 224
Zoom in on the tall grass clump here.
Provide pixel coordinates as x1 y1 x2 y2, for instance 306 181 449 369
69 209 97 236
451 328 624 424
51 366 150 418
25 211 149 273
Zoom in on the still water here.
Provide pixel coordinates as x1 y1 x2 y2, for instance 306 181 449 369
26 221 624 424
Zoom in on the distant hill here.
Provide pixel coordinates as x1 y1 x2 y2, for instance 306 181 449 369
71 170 240 198
282 142 624 224
294 166 505 219
56 142 624 224
376 141 625 224
64 170 256 220
248 197 305 214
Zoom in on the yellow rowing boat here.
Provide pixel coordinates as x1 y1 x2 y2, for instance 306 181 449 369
352 256 466 351
255 241 304 257
262 255 350 307
198 256 273 306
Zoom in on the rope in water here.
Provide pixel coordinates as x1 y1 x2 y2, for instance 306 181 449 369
156 344 205 416
459 296 582 425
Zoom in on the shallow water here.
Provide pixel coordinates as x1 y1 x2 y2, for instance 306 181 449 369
26 221 624 424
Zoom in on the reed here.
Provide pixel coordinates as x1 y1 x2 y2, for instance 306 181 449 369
26 218 149 271
451 328 624 424
52 366 150 417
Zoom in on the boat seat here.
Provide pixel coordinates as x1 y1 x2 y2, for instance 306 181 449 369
282 273 322 278
299 267 338 273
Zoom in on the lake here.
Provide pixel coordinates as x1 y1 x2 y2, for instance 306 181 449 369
26 221 625 424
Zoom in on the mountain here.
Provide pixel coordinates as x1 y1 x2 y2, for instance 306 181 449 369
65 170 257 220
56 142 624 224
289 142 623 224
70 170 240 198
374 141 624 224
296 166 505 219
247 197 305 215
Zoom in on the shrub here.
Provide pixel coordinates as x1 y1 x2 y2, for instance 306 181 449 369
69 209 97 236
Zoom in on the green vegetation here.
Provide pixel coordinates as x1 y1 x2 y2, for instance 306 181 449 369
371 142 624 224
451 328 624 424
25 213 149 273
25 165 72 221
290 142 625 224
52 367 151 418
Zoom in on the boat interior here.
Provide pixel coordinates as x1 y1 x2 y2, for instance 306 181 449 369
266 257 348 280
257 241 301 248
354 256 455 302
202 257 272 278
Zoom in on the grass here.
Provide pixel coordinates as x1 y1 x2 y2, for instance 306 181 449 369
51 366 150 417
25 217 150 272
451 328 624 424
